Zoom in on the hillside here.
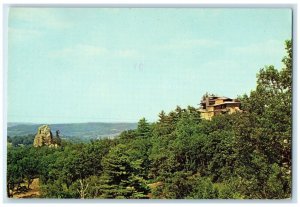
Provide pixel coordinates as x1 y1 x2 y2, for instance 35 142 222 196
7 122 137 139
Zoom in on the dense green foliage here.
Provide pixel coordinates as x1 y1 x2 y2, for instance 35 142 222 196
7 134 35 147
7 40 292 199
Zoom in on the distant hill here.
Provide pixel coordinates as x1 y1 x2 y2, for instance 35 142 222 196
7 122 35 128
7 122 137 139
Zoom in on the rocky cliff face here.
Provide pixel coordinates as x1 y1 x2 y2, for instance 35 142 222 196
33 125 57 147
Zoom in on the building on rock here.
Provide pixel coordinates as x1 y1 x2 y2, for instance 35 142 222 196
199 96 242 120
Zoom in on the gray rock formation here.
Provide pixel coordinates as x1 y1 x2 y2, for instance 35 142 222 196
33 125 57 147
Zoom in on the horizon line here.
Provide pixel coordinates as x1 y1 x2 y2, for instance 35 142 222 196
7 121 140 125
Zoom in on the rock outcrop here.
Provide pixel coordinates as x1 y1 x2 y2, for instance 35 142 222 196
33 125 58 147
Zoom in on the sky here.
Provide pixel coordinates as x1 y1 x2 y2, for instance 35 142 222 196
7 7 292 123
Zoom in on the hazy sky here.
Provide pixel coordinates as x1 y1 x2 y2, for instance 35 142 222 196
7 8 292 123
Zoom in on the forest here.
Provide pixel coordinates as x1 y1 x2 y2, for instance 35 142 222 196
7 40 292 199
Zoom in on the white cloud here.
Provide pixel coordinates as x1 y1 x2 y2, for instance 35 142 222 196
116 49 139 58
77 44 108 56
49 44 142 60
230 40 284 57
48 44 108 58
8 27 41 42
9 8 73 30
8 8 74 44
48 44 140 58
155 38 221 50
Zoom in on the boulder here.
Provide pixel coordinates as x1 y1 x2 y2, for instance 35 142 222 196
33 125 57 147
